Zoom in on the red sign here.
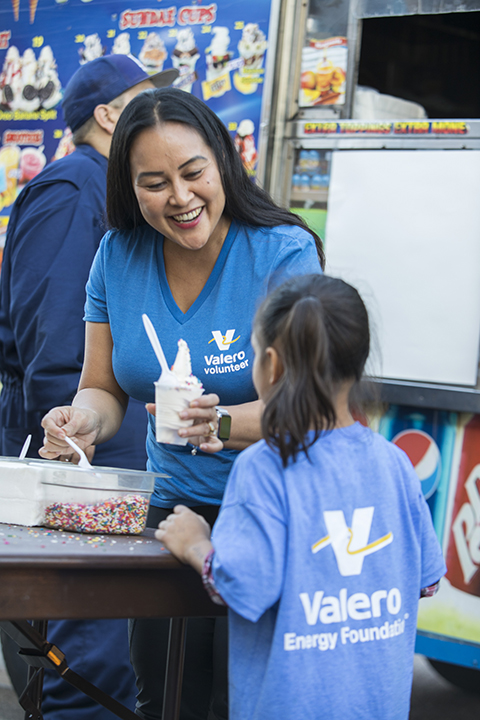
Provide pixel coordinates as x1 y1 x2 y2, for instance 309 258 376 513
2 130 44 146
309 36 347 50
178 5 217 25
119 7 177 29
0 31 11 51
445 415 480 597
119 5 217 29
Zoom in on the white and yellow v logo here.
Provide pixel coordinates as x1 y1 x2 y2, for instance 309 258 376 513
312 507 393 577
208 329 240 351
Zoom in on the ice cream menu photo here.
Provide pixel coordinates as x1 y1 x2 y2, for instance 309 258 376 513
0 0 277 246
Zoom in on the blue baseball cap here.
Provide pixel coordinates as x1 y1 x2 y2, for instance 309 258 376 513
62 54 179 132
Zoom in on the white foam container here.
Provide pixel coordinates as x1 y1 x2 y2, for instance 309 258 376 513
0 457 160 534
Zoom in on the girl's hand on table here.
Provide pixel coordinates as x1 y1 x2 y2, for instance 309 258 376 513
155 505 213 573
146 392 224 454
40 406 100 462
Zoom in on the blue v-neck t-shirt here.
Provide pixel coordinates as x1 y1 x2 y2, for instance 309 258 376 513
84 220 322 506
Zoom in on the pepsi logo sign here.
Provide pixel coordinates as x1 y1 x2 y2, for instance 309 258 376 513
392 429 441 499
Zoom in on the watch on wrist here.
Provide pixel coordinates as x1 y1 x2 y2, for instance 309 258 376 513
216 406 231 441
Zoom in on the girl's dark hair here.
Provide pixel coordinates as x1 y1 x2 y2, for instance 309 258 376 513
254 273 370 466
106 87 325 268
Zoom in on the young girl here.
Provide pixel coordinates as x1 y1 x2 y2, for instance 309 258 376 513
156 273 446 720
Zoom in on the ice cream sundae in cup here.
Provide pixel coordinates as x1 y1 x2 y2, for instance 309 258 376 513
139 33 167 74
238 23 267 71
0 46 23 111
36 45 63 110
112 33 132 56
19 48 39 113
234 23 268 94
234 119 257 174
79 34 105 65
205 27 232 82
172 29 200 93
155 339 204 445
19 146 47 184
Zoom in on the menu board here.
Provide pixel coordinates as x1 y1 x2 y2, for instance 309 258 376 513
0 0 277 235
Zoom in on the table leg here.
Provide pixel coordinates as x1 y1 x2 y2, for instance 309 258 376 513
161 618 187 720
23 620 48 720
1 619 139 720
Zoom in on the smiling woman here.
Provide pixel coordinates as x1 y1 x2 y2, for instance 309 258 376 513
40 87 324 720
130 124 228 251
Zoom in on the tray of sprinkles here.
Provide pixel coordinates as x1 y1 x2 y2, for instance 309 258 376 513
0 457 164 535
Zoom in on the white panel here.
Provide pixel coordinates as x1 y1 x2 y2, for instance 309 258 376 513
324 150 480 385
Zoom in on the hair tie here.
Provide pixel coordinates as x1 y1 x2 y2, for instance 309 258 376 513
294 294 321 307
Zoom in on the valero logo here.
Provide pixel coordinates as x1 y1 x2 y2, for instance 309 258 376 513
392 429 441 499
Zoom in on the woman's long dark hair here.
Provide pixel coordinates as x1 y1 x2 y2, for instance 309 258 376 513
254 274 370 466
107 87 325 268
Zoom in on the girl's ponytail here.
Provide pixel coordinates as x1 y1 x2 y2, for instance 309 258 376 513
261 296 336 465
254 274 370 466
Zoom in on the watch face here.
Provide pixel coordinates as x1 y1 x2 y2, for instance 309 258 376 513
218 413 231 441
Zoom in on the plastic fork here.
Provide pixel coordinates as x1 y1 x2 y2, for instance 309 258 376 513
63 435 93 470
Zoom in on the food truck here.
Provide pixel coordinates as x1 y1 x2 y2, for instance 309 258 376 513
263 0 480 692
1 0 479 692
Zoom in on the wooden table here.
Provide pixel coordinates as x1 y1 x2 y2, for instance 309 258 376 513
0 522 226 720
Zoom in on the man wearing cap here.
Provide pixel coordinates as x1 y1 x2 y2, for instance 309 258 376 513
0 55 177 719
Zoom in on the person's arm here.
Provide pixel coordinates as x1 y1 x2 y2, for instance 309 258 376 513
155 505 213 573
176 398 263 451
217 400 263 451
158 450 287 621
8 181 103 414
76 322 129 441
155 506 227 606
40 322 128 460
420 581 440 598
146 396 263 453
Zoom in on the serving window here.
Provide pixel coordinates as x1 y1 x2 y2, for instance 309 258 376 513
357 10 480 119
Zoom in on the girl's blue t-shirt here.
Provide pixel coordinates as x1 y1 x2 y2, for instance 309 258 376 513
211 423 446 720
84 220 322 506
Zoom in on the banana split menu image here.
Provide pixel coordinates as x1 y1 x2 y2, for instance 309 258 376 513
0 0 275 235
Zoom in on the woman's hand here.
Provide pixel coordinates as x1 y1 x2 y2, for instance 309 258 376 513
155 505 213 573
146 392 223 454
39 406 100 462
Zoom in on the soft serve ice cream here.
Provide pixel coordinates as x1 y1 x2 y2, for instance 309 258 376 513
205 27 232 82
155 339 204 445
238 23 267 71
139 32 167 73
172 28 200 93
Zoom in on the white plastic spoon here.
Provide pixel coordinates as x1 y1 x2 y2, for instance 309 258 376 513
18 434 32 460
142 313 177 383
63 435 93 470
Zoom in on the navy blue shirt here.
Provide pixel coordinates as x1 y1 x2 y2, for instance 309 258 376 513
0 144 147 469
